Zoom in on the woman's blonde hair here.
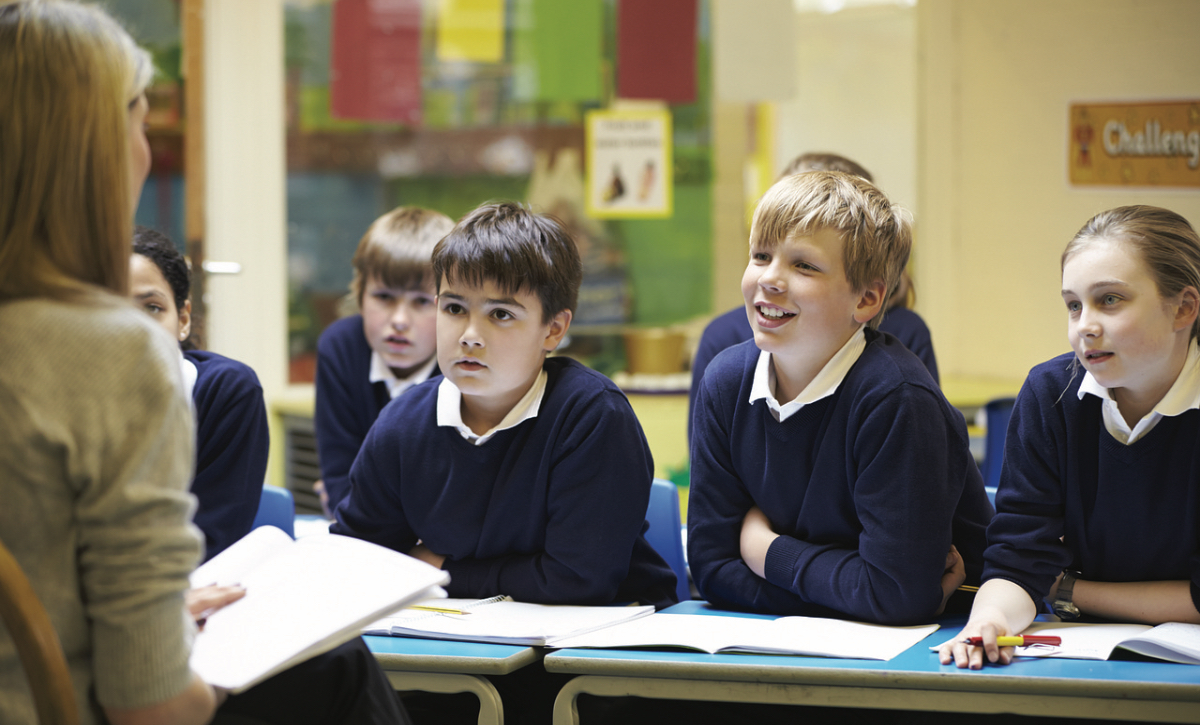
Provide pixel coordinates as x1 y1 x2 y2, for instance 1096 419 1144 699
0 0 152 302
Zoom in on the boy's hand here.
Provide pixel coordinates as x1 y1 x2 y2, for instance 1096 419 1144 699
409 543 446 569
936 545 966 615
313 479 331 518
739 506 779 579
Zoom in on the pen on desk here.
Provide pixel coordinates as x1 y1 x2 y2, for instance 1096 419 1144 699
961 635 1061 647
408 605 471 615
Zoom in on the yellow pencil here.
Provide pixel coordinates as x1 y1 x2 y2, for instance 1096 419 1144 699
408 605 471 615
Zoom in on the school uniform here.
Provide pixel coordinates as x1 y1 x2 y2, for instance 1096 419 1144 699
184 349 269 561
688 305 939 442
688 328 992 625
983 347 1200 612
314 314 438 512
332 356 679 610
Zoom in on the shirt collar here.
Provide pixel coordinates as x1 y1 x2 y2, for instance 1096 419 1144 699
748 326 867 422
1077 339 1200 443
178 350 198 401
369 351 438 400
436 369 548 445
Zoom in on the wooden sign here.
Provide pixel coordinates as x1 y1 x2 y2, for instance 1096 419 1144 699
1069 101 1200 187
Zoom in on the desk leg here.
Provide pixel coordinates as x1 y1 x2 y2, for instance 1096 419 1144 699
387 671 504 725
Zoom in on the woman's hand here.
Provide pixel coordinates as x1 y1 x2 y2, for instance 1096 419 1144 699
739 506 779 579
186 585 246 630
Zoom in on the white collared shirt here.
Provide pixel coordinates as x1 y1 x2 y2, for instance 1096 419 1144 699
1077 340 1200 445
436 369 548 445
179 350 198 401
748 327 867 422
369 352 438 400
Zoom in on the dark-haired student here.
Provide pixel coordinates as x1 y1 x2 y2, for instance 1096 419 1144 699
130 227 268 561
333 202 678 724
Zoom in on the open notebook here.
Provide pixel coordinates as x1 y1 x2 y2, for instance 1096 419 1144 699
549 612 940 661
365 596 655 646
189 526 449 692
934 621 1200 664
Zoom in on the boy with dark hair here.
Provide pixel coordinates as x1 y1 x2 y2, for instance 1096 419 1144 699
315 206 454 514
332 202 677 609
688 171 991 625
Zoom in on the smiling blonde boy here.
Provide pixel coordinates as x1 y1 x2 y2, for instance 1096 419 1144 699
314 206 453 514
332 202 678 609
688 171 992 625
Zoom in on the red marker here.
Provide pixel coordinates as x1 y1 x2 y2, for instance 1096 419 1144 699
962 635 1061 647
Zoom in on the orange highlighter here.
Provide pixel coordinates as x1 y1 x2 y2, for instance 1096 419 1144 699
962 635 1062 647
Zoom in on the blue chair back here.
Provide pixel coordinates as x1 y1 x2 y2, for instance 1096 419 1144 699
982 397 1017 495
252 485 295 538
645 479 690 602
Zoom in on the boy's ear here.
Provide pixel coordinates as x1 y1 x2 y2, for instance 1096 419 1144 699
1173 285 1200 333
542 309 573 352
178 299 193 342
852 280 886 325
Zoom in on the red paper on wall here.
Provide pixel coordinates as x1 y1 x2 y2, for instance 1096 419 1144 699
617 0 697 103
331 0 423 124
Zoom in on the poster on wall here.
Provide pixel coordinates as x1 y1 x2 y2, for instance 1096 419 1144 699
585 108 673 219
1069 100 1200 187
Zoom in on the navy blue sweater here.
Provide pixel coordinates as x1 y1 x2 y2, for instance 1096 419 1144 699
985 352 1200 612
688 331 991 624
331 356 679 609
187 350 269 560
688 306 939 442
314 314 438 512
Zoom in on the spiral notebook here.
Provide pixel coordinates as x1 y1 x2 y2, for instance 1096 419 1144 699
364 596 654 646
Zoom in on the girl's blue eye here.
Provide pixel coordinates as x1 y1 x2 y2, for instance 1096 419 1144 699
1103 294 1119 305
1066 300 1081 313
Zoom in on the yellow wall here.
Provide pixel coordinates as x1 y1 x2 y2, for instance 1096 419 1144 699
918 0 1200 382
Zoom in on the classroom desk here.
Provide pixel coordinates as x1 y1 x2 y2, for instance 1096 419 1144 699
366 635 542 725
545 601 1200 725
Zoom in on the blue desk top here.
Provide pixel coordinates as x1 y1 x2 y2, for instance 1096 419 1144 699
544 600 1200 697
365 634 542 676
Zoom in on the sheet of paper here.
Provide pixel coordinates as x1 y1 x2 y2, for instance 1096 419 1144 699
190 531 449 691
554 613 939 661
931 621 1153 661
1116 622 1200 665
385 600 655 645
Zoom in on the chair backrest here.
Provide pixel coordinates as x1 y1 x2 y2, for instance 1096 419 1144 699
982 397 1017 493
0 538 80 725
252 485 296 538
645 479 690 602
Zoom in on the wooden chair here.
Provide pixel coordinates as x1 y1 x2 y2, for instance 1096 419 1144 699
0 538 79 725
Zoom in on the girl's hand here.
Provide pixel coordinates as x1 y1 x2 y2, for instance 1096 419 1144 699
739 506 779 579
186 585 246 630
935 545 966 615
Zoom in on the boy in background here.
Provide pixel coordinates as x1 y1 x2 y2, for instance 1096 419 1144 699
332 202 677 609
314 206 454 514
688 171 991 625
